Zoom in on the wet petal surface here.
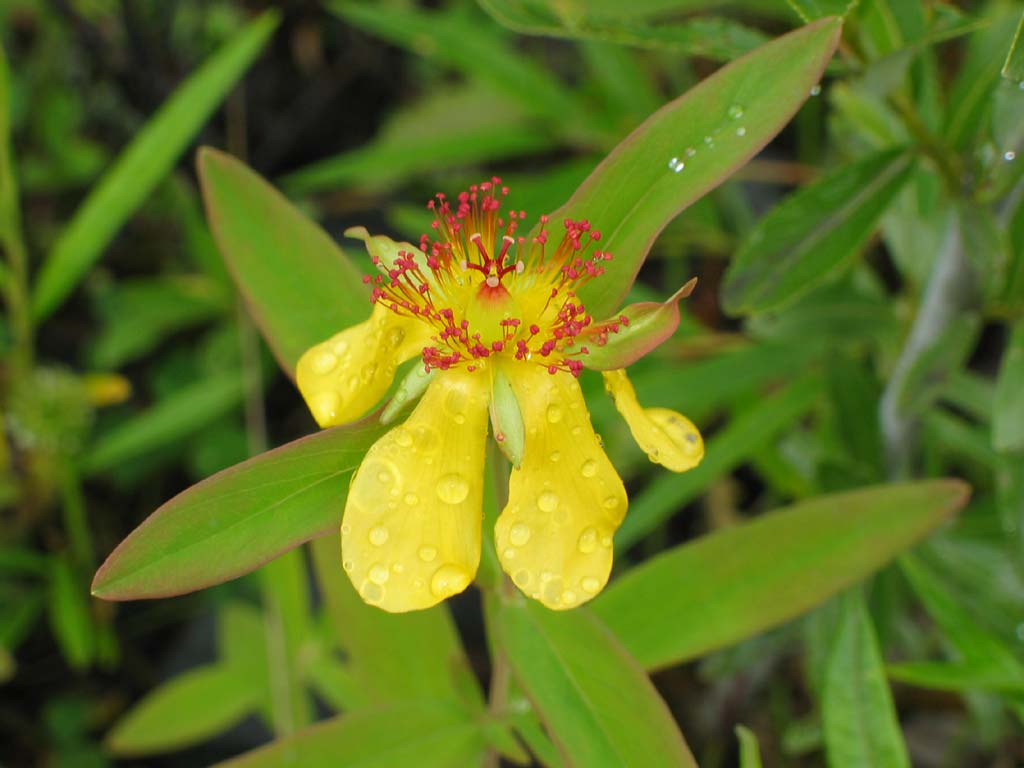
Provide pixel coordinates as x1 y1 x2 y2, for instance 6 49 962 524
342 370 490 612
603 369 704 472
296 303 431 427
496 364 627 610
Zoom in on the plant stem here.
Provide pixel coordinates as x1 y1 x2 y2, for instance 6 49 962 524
879 220 974 478
483 439 516 768
58 463 93 570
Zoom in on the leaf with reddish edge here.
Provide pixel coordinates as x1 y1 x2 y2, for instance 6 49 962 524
595 479 970 671
92 415 388 601
198 147 369 380
555 18 842 320
570 278 696 371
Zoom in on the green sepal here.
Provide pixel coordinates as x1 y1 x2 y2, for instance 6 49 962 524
345 226 423 275
489 368 524 468
569 278 696 371
381 364 436 425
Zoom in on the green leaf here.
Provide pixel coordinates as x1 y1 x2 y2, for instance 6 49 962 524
787 0 859 23
887 660 1024 694
30 12 279 321
107 663 260 756
495 599 696 767
616 373 822 551
944 10 1020 151
83 374 246 477
89 276 229 369
900 553 1024 683
217 702 487 768
310 536 481 710
722 150 914 314
994 321 1024 452
198 148 368 377
735 725 764 768
822 588 910 768
282 83 555 194
556 17 842 319
91 417 388 600
478 1 769 62
330 2 588 128
48 554 94 670
595 480 969 670
1001 11 1024 84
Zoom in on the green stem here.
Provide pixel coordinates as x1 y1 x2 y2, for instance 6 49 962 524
482 440 516 768
58 463 93 570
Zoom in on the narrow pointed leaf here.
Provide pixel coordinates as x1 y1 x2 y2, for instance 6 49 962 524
722 150 914 314
83 374 246 477
1003 12 1024 83
900 554 1024 681
822 589 910 768
787 0 859 22
495 599 696 768
31 12 279 321
107 663 260 756
554 18 842 319
994 321 1024 452
217 702 487 768
736 725 764 768
198 148 368 378
92 417 387 600
595 480 969 670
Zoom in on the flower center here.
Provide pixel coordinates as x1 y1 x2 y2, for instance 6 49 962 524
367 178 615 377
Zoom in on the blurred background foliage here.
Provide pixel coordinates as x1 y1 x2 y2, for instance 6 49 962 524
0 0 1022 766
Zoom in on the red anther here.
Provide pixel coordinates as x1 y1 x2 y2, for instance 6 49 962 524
362 275 371 284
547 365 558 374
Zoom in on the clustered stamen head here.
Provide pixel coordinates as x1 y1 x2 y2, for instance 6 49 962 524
364 178 619 377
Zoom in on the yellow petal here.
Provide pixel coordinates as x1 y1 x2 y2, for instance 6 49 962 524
602 368 704 472
342 370 490 612
296 303 431 427
495 363 627 610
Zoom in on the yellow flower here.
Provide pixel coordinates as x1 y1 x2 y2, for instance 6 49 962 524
297 179 703 613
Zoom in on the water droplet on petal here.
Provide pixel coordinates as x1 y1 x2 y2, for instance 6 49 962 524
543 579 564 605
538 491 559 513
581 576 601 594
513 569 531 587
436 473 469 504
341 523 351 535
369 563 390 585
343 560 354 572
509 523 531 546
333 339 350 356
394 429 413 448
418 546 437 562
581 459 597 478
430 563 470 598
577 526 598 554
311 351 338 374
369 525 389 546
546 404 563 423
561 590 577 605
603 495 621 510
454 413 466 424
810 84 821 96
727 104 744 119
386 327 405 348
360 582 383 602
312 392 341 422
360 362 378 383
549 450 561 463
377 469 393 485
503 547 516 560
735 126 746 137
404 492 420 506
